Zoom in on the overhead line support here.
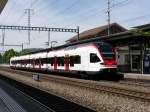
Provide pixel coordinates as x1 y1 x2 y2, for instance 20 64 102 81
0 25 78 33
25 9 34 45
107 0 111 36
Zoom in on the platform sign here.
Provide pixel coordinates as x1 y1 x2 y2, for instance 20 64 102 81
32 73 40 81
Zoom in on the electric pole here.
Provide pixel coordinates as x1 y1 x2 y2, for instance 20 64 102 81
45 31 50 47
48 31 50 46
1 29 5 53
25 9 34 45
107 0 111 36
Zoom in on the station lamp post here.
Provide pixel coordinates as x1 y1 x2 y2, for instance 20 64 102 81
51 41 58 48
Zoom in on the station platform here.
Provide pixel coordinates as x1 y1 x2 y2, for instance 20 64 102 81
124 73 150 81
0 87 26 112
0 64 9 67
0 76 51 112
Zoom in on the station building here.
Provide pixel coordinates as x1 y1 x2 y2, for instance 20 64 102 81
66 23 150 74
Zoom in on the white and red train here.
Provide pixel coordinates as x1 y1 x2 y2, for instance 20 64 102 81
10 42 118 78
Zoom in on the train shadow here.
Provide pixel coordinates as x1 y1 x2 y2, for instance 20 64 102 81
13 68 124 82
45 71 124 82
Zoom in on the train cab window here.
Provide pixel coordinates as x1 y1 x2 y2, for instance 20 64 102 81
97 43 115 60
90 53 100 63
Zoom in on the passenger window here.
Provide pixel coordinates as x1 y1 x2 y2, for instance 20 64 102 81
61 57 64 66
47 58 52 65
90 53 100 63
58 57 64 66
51 58 53 66
74 55 81 64
70 56 74 67
69 55 81 66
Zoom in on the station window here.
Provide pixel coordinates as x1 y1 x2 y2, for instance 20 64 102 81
90 53 100 63
125 55 129 65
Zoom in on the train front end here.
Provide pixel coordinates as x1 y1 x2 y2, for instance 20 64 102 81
91 42 120 79
97 42 117 73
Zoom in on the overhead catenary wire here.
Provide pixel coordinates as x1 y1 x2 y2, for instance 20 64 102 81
50 0 80 18
111 0 132 10
40 0 80 26
0 0 17 24
30 0 40 8
31 0 59 26
120 13 150 23
49 0 80 25
64 8 106 28
34 0 58 14
12 12 26 26
11 0 40 26
65 0 133 28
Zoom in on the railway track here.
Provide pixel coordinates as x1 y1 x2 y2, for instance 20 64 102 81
118 80 150 88
0 67 150 103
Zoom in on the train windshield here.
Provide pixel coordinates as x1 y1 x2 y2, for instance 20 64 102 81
97 43 115 60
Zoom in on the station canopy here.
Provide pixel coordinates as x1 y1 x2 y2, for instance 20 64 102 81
0 0 7 14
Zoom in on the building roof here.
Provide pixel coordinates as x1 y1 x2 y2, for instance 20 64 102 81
66 23 127 43
133 23 150 31
0 0 7 14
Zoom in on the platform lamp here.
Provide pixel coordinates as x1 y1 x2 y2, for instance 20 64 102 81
51 41 58 48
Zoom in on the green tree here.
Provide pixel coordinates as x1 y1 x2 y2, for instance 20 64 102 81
0 53 3 63
3 49 19 63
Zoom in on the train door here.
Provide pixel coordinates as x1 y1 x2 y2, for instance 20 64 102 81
65 55 70 71
54 56 57 70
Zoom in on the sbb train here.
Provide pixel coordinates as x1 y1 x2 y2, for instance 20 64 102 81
10 42 118 78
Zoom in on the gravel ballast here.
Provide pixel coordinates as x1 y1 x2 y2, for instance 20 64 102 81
0 70 150 112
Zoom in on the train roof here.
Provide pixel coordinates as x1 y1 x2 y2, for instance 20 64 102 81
22 41 106 55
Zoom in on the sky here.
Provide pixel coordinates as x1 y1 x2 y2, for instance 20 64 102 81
0 0 150 52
